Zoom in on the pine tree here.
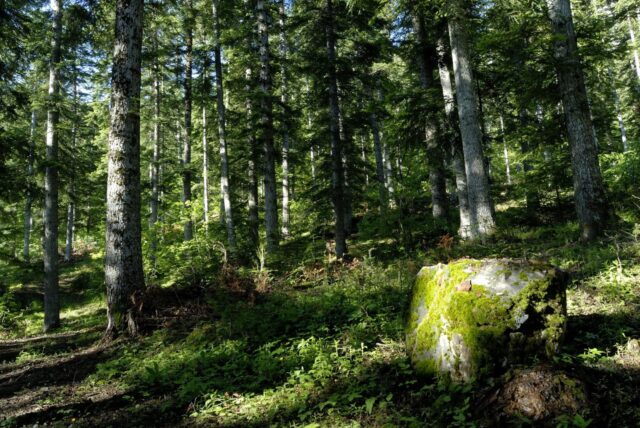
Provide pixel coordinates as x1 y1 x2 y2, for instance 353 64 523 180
446 0 496 239
105 0 145 337
546 0 609 240
43 0 63 332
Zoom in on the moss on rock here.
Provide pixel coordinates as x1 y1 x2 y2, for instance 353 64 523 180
406 259 567 381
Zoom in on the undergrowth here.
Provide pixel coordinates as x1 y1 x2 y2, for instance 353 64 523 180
0 220 639 426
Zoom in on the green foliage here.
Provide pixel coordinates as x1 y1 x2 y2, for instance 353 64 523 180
0 281 19 330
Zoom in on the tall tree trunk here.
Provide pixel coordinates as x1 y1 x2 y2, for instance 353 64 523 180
256 0 279 253
518 109 539 216
608 68 629 152
309 144 317 179
23 110 36 263
105 0 145 337
627 16 640 81
368 86 388 210
279 0 291 239
499 114 512 185
338 98 352 236
436 35 472 238
202 102 209 226
64 203 75 261
245 66 260 248
65 70 79 263
202 52 210 226
375 87 395 204
382 141 394 202
213 0 237 254
150 35 161 265
546 0 608 241
325 0 347 258
447 2 496 239
182 0 194 241
360 135 369 186
306 80 317 180
413 12 448 221
44 0 63 332
243 0 260 248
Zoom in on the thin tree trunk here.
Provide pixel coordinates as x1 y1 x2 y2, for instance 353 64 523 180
65 70 79 263
44 0 63 332
608 68 629 152
244 65 260 249
201 43 210 227
279 0 291 239
447 2 496 239
150 35 161 265
202 104 209 225
257 0 279 253
64 203 74 261
306 80 317 180
182 0 194 241
105 0 145 337
436 35 472 238
368 86 387 209
499 114 512 185
360 135 369 186
23 110 36 263
376 89 395 203
414 12 448 221
628 16 640 81
382 141 394 201
338 98 352 236
325 0 347 258
213 0 237 254
519 108 539 215
546 0 609 240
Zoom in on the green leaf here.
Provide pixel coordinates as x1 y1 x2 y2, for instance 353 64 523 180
365 397 377 414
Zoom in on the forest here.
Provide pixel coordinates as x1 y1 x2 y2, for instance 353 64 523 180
0 0 639 426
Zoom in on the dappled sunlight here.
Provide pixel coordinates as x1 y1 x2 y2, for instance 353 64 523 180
2 0 640 424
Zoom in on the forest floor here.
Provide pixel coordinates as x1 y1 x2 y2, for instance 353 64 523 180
1 222 640 427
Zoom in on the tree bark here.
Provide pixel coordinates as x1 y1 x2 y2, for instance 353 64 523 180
182 0 194 241
338 97 352 236
23 110 36 263
368 86 388 210
627 16 640 81
44 0 63 332
413 12 448 221
105 0 145 337
499 114 512 185
519 108 540 216
546 0 609 241
64 203 75 262
360 134 369 186
325 0 347 258
382 141 394 202
245 65 260 249
257 0 279 253
279 0 291 239
213 0 237 254
436 35 472 238
202 91 209 225
150 35 161 266
447 2 496 239
306 80 317 180
65 70 79 263
608 68 629 152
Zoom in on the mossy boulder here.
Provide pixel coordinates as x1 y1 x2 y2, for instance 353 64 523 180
406 259 567 381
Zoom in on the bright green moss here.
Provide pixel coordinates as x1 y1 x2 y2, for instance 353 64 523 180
407 259 567 381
